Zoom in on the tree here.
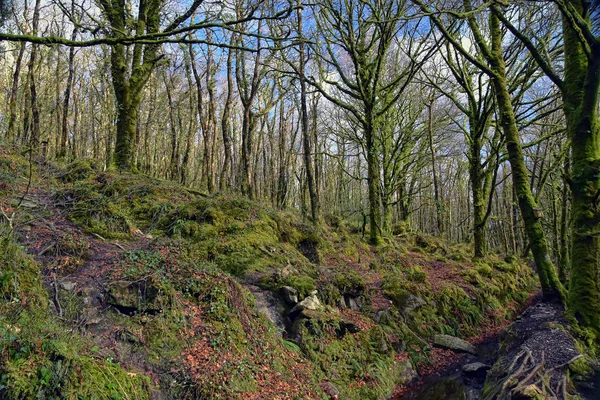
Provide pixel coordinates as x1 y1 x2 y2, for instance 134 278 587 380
415 0 566 302
479 0 600 337
310 0 434 244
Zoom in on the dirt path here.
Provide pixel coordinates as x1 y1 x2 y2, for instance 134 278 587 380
13 186 158 379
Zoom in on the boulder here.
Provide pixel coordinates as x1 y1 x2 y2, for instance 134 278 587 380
279 286 298 304
462 362 491 382
395 359 417 385
402 294 426 314
346 296 361 311
433 334 477 355
462 362 490 374
106 280 161 314
290 295 322 314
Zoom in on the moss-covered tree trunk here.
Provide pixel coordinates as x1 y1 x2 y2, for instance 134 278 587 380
487 7 566 303
365 115 382 245
100 0 162 172
470 134 486 258
561 0 600 336
298 3 320 226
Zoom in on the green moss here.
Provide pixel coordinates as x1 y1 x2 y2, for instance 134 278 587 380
285 275 316 298
0 237 152 400
476 263 493 277
407 266 427 283
333 270 366 296
59 159 95 183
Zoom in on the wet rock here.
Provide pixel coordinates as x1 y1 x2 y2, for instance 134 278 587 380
462 362 490 374
291 295 322 313
279 286 298 304
433 334 477 355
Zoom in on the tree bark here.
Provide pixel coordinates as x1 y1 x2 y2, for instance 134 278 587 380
561 0 600 335
487 6 565 303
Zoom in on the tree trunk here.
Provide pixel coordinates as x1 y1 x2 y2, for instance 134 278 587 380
427 96 443 235
220 39 235 190
58 4 78 159
365 115 382 245
561 0 600 335
488 6 565 303
6 43 25 142
298 4 319 226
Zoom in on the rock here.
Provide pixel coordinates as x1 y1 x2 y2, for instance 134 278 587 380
279 286 298 304
346 296 361 311
462 362 491 382
248 285 287 333
402 294 426 314
290 295 322 313
278 265 298 279
375 309 391 323
395 359 417 385
320 381 339 399
106 280 161 314
511 384 543 400
433 334 477 355
82 307 102 325
462 362 490 374
60 280 76 291
309 289 318 296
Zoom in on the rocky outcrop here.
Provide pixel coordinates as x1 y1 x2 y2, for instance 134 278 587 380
433 334 478 355
106 280 162 314
291 294 322 313
279 285 299 304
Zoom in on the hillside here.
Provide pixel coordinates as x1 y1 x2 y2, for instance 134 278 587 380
0 148 548 399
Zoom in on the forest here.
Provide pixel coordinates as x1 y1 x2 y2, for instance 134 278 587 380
0 0 599 399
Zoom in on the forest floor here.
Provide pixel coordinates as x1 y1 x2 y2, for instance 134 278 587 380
0 151 554 399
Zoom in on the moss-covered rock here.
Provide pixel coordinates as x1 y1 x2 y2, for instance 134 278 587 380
333 270 366 297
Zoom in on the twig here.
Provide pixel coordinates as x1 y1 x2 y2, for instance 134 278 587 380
91 232 125 250
91 232 106 241
38 243 55 256
502 349 533 391
53 271 63 317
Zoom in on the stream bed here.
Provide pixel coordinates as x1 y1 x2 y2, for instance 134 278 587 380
396 340 500 400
